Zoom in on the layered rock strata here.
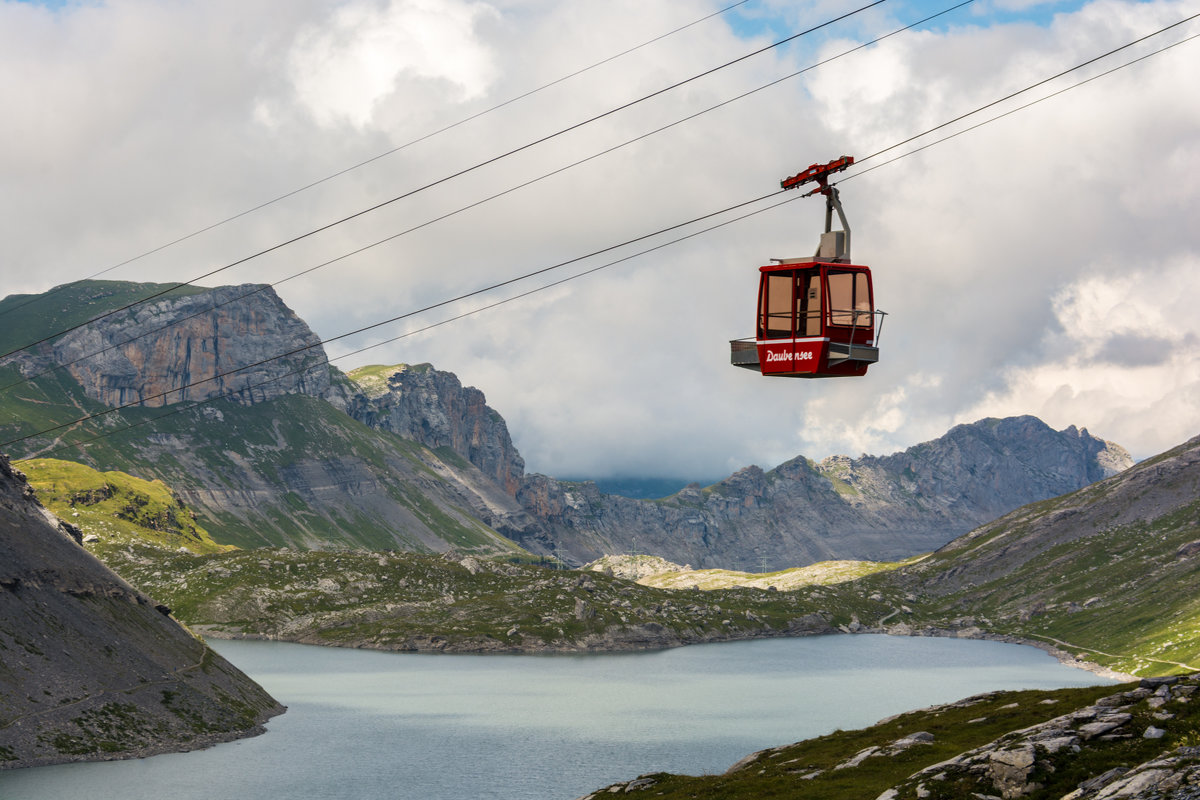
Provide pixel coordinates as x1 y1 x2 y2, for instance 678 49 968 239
25 283 333 407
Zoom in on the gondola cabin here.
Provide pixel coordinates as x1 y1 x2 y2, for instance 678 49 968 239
730 259 877 378
730 155 883 378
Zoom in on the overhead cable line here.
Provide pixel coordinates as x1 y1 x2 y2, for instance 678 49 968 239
26 192 802 461
0 0 889 363
0 189 786 451
854 10 1200 166
843 29 1200 183
0 1 753 325
7 11 1195 454
0 0 972 397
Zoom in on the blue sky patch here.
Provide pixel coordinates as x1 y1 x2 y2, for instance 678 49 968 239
725 0 1096 43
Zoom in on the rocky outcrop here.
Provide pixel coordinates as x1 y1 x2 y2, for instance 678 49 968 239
879 676 1200 799
513 417 1133 569
0 453 283 769
11 282 335 407
346 364 525 495
584 677 1200 800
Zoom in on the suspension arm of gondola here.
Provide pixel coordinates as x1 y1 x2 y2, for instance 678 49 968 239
781 155 855 261
821 185 851 261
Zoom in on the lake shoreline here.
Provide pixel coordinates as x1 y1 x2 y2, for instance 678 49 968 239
195 621 1136 681
865 626 1137 682
1 635 1115 800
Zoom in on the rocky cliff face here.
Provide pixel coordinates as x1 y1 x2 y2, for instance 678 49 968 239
0 453 283 769
329 362 1133 571
14 282 335 407
513 417 1133 569
346 364 526 495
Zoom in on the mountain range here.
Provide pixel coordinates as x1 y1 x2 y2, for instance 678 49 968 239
0 280 1133 569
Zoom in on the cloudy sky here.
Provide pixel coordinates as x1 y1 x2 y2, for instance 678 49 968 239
1 0 1197 482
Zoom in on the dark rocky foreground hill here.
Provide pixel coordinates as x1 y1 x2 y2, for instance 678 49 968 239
0 280 1131 568
0 454 282 769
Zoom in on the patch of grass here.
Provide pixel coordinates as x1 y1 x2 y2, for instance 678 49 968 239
18 458 232 554
37 702 165 757
345 363 406 397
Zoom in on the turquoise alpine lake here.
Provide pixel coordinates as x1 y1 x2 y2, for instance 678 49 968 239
1 634 1114 799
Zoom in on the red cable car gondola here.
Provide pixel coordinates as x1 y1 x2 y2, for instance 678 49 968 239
730 156 885 378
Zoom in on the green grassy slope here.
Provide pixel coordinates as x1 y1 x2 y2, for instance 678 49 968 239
1 369 525 555
345 363 427 397
90 546 838 652
17 458 232 555
853 435 1200 677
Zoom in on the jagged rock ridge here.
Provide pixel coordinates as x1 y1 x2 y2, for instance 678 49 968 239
507 417 1132 569
346 364 525 495
334 363 1130 569
0 454 283 769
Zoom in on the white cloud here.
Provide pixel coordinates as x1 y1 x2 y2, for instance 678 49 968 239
287 0 499 129
958 255 1200 457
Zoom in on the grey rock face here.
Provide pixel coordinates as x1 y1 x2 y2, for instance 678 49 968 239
906 432 1200 598
46 284 332 407
337 365 1130 570
512 416 1132 569
346 364 526 495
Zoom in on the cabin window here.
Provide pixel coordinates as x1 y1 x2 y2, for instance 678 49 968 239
827 270 872 328
760 271 795 338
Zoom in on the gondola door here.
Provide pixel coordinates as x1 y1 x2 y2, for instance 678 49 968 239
755 265 827 376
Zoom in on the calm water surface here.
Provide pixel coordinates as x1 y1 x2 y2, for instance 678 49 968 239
0 635 1112 800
